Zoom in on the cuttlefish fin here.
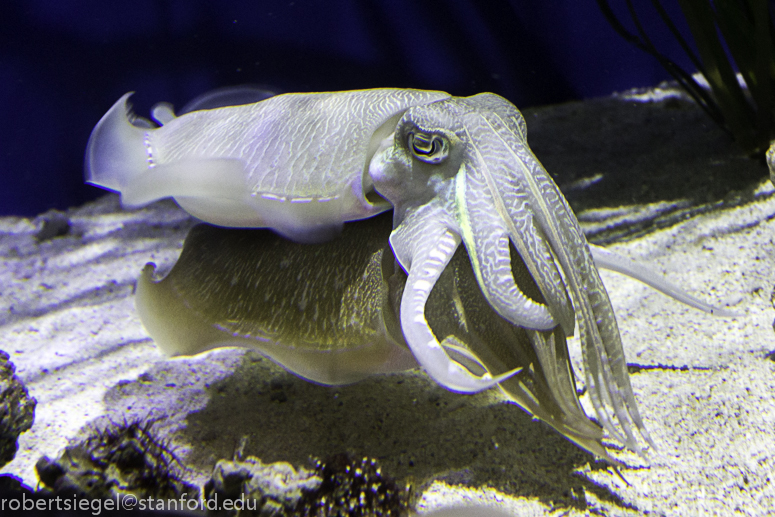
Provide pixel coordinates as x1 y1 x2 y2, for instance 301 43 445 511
85 92 249 210
121 160 248 208
85 92 147 195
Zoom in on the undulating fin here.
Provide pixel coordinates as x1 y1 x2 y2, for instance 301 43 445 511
85 93 148 195
119 159 247 208
179 84 277 113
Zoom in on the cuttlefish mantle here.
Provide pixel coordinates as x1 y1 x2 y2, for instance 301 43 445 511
86 89 449 242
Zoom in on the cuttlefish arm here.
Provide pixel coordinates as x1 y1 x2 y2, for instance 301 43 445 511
388 202 523 392
421 242 615 462
86 88 449 242
369 93 654 453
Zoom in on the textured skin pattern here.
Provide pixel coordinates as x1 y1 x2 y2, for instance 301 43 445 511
149 89 450 198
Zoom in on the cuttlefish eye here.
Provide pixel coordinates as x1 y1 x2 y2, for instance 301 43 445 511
408 132 449 164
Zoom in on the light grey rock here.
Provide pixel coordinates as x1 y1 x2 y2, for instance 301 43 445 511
204 456 321 516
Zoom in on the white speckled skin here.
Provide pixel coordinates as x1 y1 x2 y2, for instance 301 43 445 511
86 89 449 241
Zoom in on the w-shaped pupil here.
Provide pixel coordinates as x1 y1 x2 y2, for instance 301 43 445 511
409 132 448 164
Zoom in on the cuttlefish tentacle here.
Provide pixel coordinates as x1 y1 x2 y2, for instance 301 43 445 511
590 245 738 316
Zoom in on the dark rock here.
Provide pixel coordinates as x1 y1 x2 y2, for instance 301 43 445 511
0 350 36 467
0 473 35 493
35 418 196 501
34 210 71 242
295 453 412 517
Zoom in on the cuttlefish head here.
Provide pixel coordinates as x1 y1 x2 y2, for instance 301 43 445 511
369 93 579 391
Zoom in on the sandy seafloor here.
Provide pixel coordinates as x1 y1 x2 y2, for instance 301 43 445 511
1 85 774 516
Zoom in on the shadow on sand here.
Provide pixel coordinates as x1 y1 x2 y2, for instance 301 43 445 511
175 352 639 514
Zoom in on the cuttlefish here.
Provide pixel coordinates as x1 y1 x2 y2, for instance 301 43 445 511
86 88 732 462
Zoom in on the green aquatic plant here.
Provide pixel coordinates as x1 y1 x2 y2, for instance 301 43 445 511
596 0 775 157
